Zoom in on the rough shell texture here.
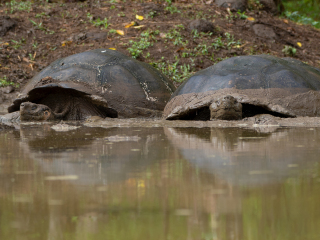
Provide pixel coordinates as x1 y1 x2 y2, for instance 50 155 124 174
9 49 176 118
164 55 320 119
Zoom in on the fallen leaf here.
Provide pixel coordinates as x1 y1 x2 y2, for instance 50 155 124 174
247 17 255 22
136 14 144 21
283 19 289 24
176 47 184 52
133 25 145 29
297 42 302 47
45 175 79 180
125 22 135 28
160 32 166 38
116 30 124 35
109 48 116 50
61 40 72 47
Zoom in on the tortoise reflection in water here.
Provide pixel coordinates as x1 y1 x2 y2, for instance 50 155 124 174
163 55 320 121
2 49 175 122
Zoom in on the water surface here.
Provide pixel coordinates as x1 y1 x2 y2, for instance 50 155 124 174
1 124 320 240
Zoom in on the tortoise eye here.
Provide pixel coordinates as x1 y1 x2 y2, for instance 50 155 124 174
44 111 49 116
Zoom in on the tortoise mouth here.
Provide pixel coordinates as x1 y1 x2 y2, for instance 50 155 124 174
9 86 118 119
167 104 294 121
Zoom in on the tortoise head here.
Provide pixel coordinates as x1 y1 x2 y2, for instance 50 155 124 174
20 102 56 121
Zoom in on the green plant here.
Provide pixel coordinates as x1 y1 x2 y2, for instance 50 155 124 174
166 28 188 46
127 30 158 58
148 11 157 18
109 29 117 34
0 76 19 88
165 0 180 14
225 32 241 49
128 39 152 58
195 43 210 55
283 0 320 28
152 57 194 83
11 38 25 49
117 12 125 17
192 29 200 38
29 53 35 61
237 11 248 19
282 45 297 56
32 41 39 49
30 19 46 31
284 11 320 28
87 13 109 29
212 36 224 49
5 0 32 14
35 12 48 18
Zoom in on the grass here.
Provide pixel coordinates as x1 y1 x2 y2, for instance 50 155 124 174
10 38 25 49
29 19 55 34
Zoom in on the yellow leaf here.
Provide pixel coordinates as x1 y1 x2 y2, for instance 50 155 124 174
283 19 289 24
109 48 116 50
61 40 72 47
297 42 302 47
3 42 9 46
136 14 144 21
116 30 124 35
125 22 135 28
133 25 145 29
247 17 255 22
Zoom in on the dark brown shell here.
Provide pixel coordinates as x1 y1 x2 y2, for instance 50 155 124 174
164 55 320 119
9 49 176 118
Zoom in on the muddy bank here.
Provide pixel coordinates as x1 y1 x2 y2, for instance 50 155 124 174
1 0 320 94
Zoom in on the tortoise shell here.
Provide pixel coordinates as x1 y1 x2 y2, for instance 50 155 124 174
164 55 320 119
9 49 176 118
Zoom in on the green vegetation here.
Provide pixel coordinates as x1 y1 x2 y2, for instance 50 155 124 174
152 57 195 83
10 38 25 49
164 0 180 14
5 0 32 14
87 13 109 29
282 45 297 56
127 29 159 58
0 76 19 88
283 0 320 28
29 19 55 34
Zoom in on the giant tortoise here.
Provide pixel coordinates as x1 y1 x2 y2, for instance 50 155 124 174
163 55 320 120
2 49 175 122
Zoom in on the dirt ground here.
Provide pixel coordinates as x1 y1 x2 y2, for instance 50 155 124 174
1 0 320 114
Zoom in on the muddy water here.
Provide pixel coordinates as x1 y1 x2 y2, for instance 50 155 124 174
1 124 320 240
